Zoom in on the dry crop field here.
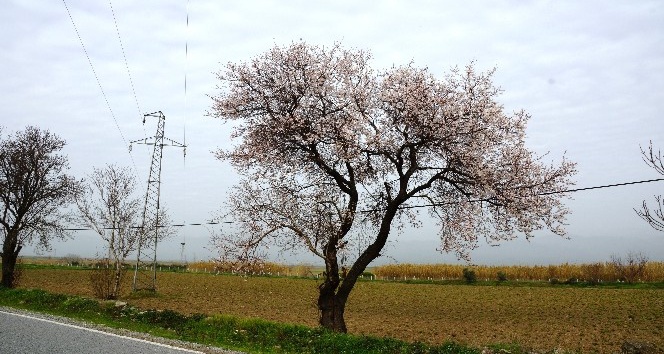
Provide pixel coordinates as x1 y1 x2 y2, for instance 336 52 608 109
16 268 663 353
372 262 664 282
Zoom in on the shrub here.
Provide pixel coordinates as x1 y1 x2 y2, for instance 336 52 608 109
462 268 476 283
288 264 314 277
64 253 82 266
497 271 508 282
89 258 124 300
564 278 579 285
582 262 605 284
611 252 649 283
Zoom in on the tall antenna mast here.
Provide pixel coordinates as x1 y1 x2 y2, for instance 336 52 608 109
130 111 185 292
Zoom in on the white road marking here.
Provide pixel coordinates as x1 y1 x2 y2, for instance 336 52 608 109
0 310 204 353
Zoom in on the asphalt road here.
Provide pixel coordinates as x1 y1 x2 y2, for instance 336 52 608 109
0 309 208 354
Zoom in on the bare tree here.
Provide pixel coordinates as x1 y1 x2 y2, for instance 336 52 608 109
0 126 81 288
209 42 577 332
610 252 649 283
77 164 177 298
76 164 141 299
635 141 664 231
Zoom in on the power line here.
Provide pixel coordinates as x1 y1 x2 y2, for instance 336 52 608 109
539 177 664 195
64 177 664 230
62 0 140 175
62 0 127 148
64 221 231 232
181 0 191 262
108 0 143 125
382 177 664 211
184 0 190 148
106 0 147 191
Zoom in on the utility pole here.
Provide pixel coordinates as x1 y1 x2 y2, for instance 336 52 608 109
129 111 185 292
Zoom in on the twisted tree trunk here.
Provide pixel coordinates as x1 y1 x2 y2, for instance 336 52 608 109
318 279 348 332
317 206 397 332
318 239 347 332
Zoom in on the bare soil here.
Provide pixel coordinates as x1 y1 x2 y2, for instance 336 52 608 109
18 268 664 353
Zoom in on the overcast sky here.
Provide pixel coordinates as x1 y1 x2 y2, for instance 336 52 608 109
2 1 663 265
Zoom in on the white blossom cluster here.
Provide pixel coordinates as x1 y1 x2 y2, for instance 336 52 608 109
209 42 576 273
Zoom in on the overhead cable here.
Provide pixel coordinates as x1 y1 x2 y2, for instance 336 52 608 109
373 177 664 211
62 0 140 175
62 0 127 148
64 177 664 231
108 0 143 126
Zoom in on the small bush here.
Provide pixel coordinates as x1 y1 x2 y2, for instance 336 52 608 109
564 278 579 285
64 253 82 267
90 259 124 300
497 271 508 282
289 264 314 277
611 252 649 283
462 268 476 283
582 262 604 284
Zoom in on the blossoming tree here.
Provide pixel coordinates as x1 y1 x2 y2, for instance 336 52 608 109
209 42 577 332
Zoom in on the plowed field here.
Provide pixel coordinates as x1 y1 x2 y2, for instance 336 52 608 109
18 269 664 353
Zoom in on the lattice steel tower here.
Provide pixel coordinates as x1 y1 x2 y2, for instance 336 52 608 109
130 111 185 291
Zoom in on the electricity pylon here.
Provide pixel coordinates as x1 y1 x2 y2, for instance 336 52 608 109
129 111 185 292
180 239 187 265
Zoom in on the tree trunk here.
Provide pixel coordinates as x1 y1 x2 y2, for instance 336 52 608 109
316 202 400 333
112 261 123 299
1 253 16 288
1 231 21 288
318 239 348 332
318 279 348 332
